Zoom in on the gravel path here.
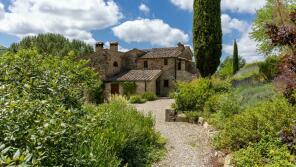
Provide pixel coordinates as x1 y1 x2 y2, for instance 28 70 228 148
134 98 216 167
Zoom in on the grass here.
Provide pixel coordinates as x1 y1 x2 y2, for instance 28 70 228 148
235 83 277 108
233 63 260 81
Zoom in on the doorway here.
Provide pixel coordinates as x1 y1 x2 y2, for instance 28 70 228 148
156 79 161 96
111 83 119 94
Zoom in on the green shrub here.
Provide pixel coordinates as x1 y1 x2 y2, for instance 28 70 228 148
0 50 163 166
184 112 200 123
258 55 280 81
142 92 158 101
121 82 137 96
233 136 295 167
80 97 165 166
129 95 147 104
214 97 296 150
175 78 213 111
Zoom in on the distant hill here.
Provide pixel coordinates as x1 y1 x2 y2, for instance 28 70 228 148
0 45 7 55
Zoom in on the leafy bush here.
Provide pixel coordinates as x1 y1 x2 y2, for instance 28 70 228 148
121 82 137 96
214 97 296 150
129 95 147 104
0 49 103 106
79 97 165 166
258 55 280 81
142 92 158 101
175 78 213 111
233 136 295 167
0 50 163 166
184 112 200 123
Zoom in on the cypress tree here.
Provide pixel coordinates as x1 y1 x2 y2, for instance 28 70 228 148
193 0 222 77
233 39 239 74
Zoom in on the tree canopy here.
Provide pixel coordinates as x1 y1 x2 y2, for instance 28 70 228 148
9 33 94 57
193 0 222 77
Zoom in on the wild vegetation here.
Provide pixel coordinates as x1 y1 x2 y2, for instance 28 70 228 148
173 1 296 166
0 36 164 166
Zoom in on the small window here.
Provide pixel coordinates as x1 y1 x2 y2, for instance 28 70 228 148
178 61 182 70
164 59 168 65
144 61 148 68
113 61 118 67
164 80 169 88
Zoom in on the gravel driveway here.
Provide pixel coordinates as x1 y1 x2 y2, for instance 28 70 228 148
134 98 216 167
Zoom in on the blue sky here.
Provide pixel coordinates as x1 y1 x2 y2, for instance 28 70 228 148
0 0 266 62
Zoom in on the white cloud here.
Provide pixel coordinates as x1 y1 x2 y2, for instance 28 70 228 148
170 0 266 14
170 0 193 11
139 3 150 15
112 19 189 47
223 25 264 63
0 0 122 43
221 0 266 14
221 14 248 34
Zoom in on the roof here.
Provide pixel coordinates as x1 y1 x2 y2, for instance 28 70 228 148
107 70 162 81
140 47 182 59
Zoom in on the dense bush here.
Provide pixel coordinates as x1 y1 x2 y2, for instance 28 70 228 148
175 78 213 111
121 82 137 96
258 55 280 80
129 95 147 104
142 92 158 101
0 50 164 166
233 136 295 167
214 97 296 150
0 49 102 106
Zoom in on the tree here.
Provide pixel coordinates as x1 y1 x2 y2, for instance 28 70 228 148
250 0 295 55
193 0 222 77
233 39 239 74
9 33 94 56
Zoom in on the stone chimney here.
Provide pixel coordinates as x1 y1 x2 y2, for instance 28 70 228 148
110 42 118 51
95 42 104 52
177 42 185 52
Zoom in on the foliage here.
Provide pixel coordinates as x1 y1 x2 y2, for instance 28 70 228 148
184 112 200 123
142 92 158 101
217 57 246 79
232 64 260 81
250 0 295 55
9 33 94 56
80 97 165 166
0 50 163 166
0 49 102 106
175 78 213 111
121 81 137 96
0 143 40 166
279 125 296 154
258 55 280 80
129 95 147 104
193 0 222 77
233 136 296 167
233 40 239 74
214 97 296 150
0 44 7 55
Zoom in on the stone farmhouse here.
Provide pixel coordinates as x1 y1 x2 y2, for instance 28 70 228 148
82 42 198 97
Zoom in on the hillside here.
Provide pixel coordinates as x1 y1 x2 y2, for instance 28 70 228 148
0 44 7 55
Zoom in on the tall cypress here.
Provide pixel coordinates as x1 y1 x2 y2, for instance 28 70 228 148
193 0 222 77
233 39 239 74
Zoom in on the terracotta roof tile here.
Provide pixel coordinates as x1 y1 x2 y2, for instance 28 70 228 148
140 47 182 59
107 70 162 81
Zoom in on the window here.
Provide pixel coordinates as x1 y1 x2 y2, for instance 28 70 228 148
144 61 148 68
178 61 182 70
164 58 168 65
164 80 169 88
113 61 118 67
